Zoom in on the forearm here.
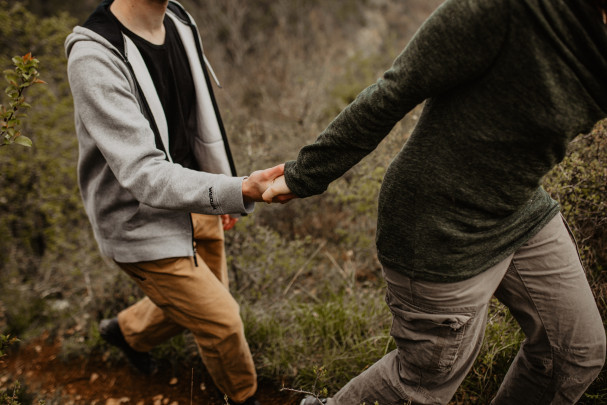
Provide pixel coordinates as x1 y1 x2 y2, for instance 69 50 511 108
284 73 417 197
284 0 510 198
69 44 251 215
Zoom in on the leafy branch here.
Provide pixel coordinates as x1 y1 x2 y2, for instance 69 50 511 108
281 366 329 403
1 53 45 148
0 333 19 358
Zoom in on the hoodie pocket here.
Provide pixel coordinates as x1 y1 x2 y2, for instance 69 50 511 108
123 203 184 233
193 137 231 175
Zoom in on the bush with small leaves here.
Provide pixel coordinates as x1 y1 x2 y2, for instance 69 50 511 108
1 53 44 148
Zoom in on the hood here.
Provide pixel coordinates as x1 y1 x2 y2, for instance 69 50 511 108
64 0 122 59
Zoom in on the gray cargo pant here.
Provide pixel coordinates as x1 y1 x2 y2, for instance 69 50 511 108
328 214 605 405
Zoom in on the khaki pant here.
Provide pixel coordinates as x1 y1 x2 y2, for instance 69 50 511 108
115 214 257 403
329 214 606 405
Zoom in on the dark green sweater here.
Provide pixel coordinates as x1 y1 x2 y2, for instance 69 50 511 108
284 0 607 282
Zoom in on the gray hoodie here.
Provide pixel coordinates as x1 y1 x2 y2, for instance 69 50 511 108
65 0 252 263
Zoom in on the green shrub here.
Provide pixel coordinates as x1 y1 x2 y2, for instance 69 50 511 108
240 284 393 392
225 217 393 392
0 335 43 405
1 53 44 148
0 0 110 340
543 120 607 402
544 120 607 283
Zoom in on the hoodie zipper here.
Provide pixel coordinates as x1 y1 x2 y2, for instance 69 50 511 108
122 40 198 267
189 214 198 267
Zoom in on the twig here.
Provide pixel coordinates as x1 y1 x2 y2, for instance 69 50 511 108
324 250 348 279
280 386 324 403
83 267 95 306
280 387 316 396
282 240 327 296
301 287 321 303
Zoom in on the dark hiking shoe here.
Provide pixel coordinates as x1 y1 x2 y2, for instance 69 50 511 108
300 396 328 405
99 317 158 375
227 397 261 405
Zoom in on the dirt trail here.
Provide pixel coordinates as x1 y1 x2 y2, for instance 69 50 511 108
0 335 298 405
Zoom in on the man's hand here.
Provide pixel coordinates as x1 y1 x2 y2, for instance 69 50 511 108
242 164 286 203
221 214 238 231
262 175 297 204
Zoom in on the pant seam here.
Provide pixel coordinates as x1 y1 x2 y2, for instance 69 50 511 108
559 213 584 266
508 259 555 403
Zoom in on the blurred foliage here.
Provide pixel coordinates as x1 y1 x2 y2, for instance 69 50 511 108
0 335 39 405
544 121 607 284
225 217 394 391
0 380 44 405
21 0 99 22
0 0 604 403
0 0 108 340
0 334 18 358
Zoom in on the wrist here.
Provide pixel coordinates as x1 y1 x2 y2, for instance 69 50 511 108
241 176 254 204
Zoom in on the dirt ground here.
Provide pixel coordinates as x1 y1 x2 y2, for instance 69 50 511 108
0 333 300 405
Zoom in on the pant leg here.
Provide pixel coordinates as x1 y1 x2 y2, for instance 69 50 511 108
492 214 606 405
330 255 514 405
117 297 184 350
116 213 227 351
116 215 257 403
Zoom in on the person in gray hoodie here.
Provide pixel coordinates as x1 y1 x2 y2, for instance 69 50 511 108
65 0 278 404
263 0 607 404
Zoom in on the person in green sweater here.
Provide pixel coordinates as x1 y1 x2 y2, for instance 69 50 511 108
263 0 607 404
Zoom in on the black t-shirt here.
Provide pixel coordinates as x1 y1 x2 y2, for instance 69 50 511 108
110 9 199 170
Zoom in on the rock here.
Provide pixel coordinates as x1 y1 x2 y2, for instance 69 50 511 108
105 398 130 405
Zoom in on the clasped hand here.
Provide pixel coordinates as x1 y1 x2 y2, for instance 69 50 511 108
242 163 296 204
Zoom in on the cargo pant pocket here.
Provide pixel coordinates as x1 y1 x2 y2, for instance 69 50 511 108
386 288 473 385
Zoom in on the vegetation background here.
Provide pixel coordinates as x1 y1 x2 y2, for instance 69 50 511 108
0 0 605 403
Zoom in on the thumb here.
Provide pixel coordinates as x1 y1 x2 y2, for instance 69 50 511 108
262 186 276 203
265 163 285 180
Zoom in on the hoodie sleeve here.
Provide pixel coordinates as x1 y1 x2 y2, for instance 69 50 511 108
67 37 252 215
284 0 511 197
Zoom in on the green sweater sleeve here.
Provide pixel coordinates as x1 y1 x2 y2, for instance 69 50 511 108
284 0 511 197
